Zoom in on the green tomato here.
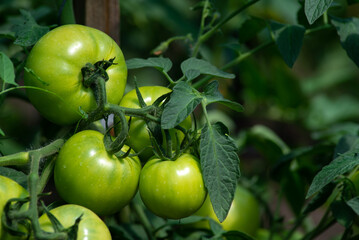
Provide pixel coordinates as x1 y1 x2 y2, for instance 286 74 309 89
192 185 261 237
0 175 29 240
54 130 141 216
37 204 111 240
116 86 192 161
139 153 206 219
24 24 127 125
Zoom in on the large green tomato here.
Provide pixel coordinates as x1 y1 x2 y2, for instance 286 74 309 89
24 24 127 125
116 86 192 161
37 204 111 240
0 175 29 240
139 153 206 219
54 130 141 216
192 185 261 237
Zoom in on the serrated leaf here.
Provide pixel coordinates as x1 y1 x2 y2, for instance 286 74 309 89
125 57 172 72
306 143 359 198
12 9 49 47
0 52 17 87
200 122 240 222
331 17 359 67
180 58 235 81
161 81 202 129
305 0 334 24
347 196 359 215
270 21 305 68
203 81 244 112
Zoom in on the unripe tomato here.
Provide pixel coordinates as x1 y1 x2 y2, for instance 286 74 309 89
192 185 261 237
0 175 29 240
139 153 206 219
36 204 111 240
116 86 192 161
24 24 127 125
54 130 141 216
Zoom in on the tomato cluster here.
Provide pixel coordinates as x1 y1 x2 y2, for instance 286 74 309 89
1 23 260 239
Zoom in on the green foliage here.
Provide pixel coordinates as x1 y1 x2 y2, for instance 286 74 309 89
305 0 333 24
200 122 240 222
12 9 49 47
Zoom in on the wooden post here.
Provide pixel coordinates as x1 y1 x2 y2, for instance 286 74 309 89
74 0 120 45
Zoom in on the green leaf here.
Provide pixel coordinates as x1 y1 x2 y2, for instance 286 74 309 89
161 81 202 129
331 199 354 227
203 81 244 112
331 17 359 67
208 218 224 235
223 231 256 240
346 196 359 215
180 58 235 81
306 137 359 198
305 0 334 24
200 122 240 222
12 9 49 47
0 128 4 137
0 32 15 41
0 167 28 189
0 52 17 87
302 182 335 214
270 21 305 68
125 57 172 72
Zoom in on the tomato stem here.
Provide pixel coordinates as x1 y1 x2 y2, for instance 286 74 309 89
192 0 260 57
18 139 67 240
0 151 29 166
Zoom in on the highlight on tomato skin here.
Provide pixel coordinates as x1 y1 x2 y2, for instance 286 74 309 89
139 153 207 219
54 130 141 216
23 24 127 126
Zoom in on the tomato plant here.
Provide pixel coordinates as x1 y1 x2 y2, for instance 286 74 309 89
2 0 359 239
36 204 111 240
54 130 141 216
23 24 127 125
139 153 206 219
190 184 260 236
0 175 28 240
116 86 192 161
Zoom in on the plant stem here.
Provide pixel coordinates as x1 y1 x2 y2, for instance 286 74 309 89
56 0 76 24
0 151 30 166
192 0 260 57
132 202 155 240
12 139 67 240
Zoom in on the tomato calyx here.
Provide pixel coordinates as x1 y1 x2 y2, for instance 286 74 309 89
39 202 81 240
81 58 116 88
2 197 30 239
